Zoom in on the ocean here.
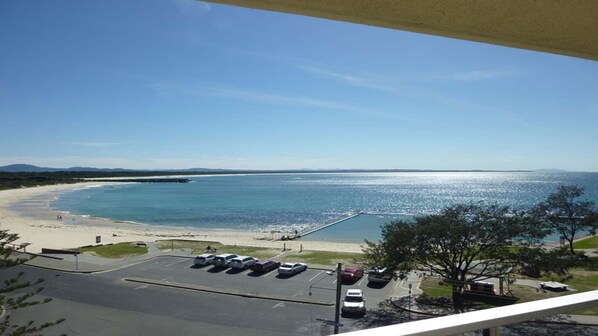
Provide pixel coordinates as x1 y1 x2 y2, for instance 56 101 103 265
50 172 598 243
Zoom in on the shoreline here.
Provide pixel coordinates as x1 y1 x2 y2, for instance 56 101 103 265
0 183 365 254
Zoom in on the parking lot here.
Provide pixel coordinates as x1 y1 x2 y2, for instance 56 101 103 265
111 256 398 308
4 255 404 335
7 254 598 336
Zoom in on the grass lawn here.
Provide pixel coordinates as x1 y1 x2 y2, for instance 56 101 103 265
282 250 365 267
155 240 365 264
155 240 280 259
565 270 598 315
419 277 453 298
81 242 148 258
419 272 598 316
513 264 598 316
508 284 563 303
573 236 598 249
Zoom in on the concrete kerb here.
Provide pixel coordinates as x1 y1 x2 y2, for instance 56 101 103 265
124 277 334 306
23 253 169 274
22 263 99 274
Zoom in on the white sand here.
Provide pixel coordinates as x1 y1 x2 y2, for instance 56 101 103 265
0 183 364 253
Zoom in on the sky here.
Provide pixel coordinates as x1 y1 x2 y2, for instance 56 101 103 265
1 1 597 172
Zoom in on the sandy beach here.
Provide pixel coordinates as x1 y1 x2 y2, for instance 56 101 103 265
0 182 364 254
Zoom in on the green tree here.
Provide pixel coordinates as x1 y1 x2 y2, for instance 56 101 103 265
0 229 65 335
364 204 543 310
533 185 598 254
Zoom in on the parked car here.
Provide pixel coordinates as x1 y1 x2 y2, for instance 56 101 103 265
250 260 281 273
341 289 366 316
194 253 216 266
277 262 307 275
229 256 259 270
367 267 394 283
341 266 364 282
212 253 238 268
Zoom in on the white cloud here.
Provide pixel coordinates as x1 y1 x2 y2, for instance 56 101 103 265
151 82 421 122
243 48 519 84
207 85 425 123
295 63 518 86
202 86 355 110
445 69 518 81
297 64 366 84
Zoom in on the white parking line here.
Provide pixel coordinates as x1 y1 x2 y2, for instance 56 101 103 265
263 269 276 277
133 284 149 290
165 259 190 268
309 271 324 282
292 290 303 298
357 277 366 286
272 302 285 309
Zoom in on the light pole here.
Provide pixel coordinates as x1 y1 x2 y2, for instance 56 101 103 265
308 263 343 334
408 283 412 320
334 262 342 334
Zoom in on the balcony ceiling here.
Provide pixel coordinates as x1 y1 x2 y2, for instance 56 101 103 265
207 0 598 61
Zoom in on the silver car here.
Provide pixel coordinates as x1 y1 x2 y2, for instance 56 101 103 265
277 262 307 275
194 253 216 266
212 253 238 268
229 256 259 270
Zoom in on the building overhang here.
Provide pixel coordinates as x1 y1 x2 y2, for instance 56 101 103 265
206 0 598 61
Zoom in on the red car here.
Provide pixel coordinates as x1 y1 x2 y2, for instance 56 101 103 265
341 266 365 282
250 260 281 273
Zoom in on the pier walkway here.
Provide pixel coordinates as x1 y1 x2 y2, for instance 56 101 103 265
298 211 363 237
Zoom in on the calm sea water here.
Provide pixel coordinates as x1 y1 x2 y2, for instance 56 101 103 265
50 172 598 243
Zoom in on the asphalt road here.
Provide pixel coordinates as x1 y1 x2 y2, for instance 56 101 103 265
1 257 401 335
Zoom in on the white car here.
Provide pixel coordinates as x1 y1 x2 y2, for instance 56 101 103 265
341 289 366 316
229 256 259 270
194 253 216 266
277 262 307 275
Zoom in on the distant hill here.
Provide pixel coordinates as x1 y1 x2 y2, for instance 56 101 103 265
0 164 229 173
0 164 540 174
0 164 132 172
0 164 60 172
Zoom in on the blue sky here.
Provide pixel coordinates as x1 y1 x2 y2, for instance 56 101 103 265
1 0 597 171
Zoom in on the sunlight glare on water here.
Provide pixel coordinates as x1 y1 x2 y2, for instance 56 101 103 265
50 172 598 242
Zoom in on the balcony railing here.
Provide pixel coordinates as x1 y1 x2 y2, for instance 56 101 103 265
342 289 598 336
